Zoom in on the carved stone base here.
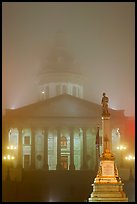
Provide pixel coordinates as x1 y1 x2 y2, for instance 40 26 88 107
88 183 128 202
88 151 128 202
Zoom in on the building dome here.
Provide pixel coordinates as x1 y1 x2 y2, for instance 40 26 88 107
37 31 86 100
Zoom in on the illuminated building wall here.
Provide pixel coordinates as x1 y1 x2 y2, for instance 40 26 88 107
5 106 124 171
2 33 129 171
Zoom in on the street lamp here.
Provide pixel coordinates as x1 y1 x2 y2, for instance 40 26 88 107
116 145 127 167
125 155 135 180
3 154 15 180
3 145 17 180
2 146 17 202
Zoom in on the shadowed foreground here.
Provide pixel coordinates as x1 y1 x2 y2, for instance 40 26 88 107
2 170 95 202
2 170 135 202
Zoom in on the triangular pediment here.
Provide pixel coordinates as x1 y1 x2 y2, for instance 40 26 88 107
6 94 124 118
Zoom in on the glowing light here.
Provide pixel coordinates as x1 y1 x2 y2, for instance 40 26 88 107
11 145 13 149
41 90 45 94
7 145 17 150
116 145 126 150
116 128 119 133
3 155 15 160
7 155 11 160
10 106 16 110
3 145 16 162
125 155 135 160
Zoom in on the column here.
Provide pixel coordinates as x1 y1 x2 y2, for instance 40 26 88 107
56 128 62 170
102 116 111 152
3 126 9 149
17 128 23 168
95 126 100 170
4 127 10 181
31 128 35 169
2 126 10 157
81 127 88 170
69 128 75 170
43 129 49 170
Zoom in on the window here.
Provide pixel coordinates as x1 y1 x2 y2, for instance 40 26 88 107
24 136 30 145
61 136 67 148
9 128 18 146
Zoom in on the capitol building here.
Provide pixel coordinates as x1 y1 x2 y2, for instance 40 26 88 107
2 32 131 171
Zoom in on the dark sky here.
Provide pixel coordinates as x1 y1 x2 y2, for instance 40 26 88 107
2 2 135 116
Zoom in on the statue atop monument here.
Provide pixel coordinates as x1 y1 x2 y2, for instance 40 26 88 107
101 92 110 116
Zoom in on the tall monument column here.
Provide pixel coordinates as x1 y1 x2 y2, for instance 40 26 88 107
95 125 100 170
88 93 128 202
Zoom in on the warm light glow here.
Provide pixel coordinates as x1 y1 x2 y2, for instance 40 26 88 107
7 155 11 160
11 107 15 109
41 91 45 94
3 144 17 162
11 145 13 149
3 155 15 160
125 155 135 160
116 145 126 150
7 145 17 150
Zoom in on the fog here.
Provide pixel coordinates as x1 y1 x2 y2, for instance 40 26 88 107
2 2 135 116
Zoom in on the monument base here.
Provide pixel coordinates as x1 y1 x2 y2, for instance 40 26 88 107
88 150 128 202
88 183 128 202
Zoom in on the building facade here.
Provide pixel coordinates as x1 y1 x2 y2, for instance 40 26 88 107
3 94 127 171
2 32 132 171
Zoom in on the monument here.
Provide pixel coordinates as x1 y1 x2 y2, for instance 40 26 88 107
88 93 128 202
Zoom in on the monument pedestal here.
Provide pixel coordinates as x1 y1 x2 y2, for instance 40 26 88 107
89 183 128 202
88 150 128 202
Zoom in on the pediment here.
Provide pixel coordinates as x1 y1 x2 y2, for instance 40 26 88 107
6 94 124 118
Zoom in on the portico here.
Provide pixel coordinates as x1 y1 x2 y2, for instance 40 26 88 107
3 94 126 171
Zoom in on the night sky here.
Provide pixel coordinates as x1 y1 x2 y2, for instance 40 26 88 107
2 2 135 116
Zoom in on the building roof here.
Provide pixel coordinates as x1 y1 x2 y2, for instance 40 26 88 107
6 94 125 119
